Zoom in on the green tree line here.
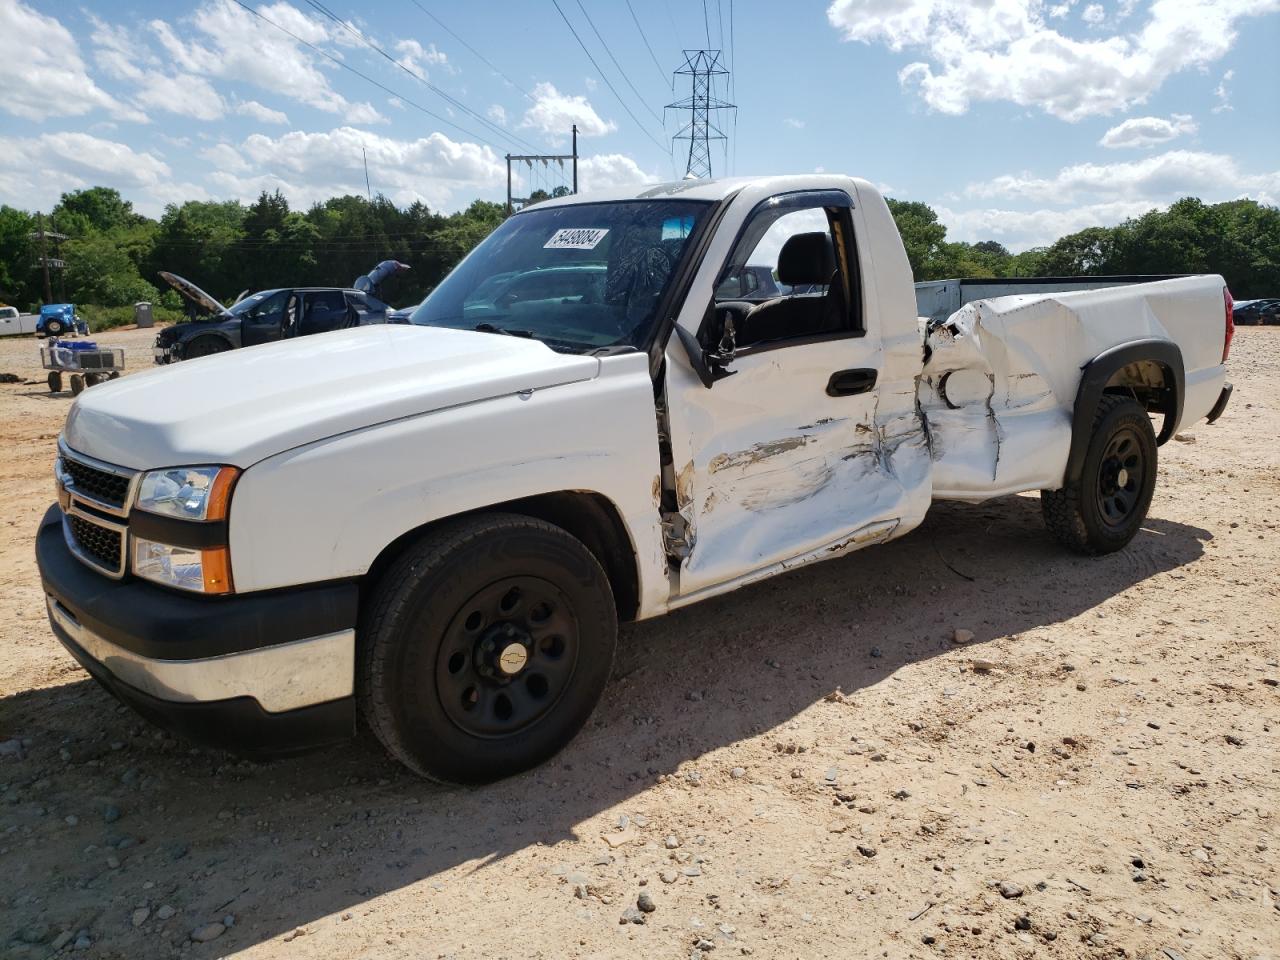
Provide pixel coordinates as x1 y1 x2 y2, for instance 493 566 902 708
1 187 1276 325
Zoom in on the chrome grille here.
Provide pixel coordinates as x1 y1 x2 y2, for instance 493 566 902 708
62 457 130 509
66 514 124 575
57 442 138 579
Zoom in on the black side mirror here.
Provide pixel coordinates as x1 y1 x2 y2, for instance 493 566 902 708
674 306 739 389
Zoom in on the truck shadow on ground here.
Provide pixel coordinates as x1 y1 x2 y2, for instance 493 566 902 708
1 495 1212 955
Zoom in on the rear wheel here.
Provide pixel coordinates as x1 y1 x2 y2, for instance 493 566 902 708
185 337 229 359
44 320 63 337
1041 395 1157 554
358 514 618 784
69 374 84 396
47 371 62 393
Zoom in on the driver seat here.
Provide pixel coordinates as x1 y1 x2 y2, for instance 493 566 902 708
739 232 846 347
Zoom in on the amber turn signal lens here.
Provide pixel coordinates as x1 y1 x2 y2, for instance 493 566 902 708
201 546 234 595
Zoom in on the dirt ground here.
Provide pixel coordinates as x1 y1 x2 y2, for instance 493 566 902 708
0 326 1276 960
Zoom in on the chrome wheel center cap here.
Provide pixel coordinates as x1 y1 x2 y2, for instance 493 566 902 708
497 642 529 676
1117 467 1130 487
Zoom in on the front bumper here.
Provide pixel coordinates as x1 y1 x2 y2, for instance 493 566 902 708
35 505 358 757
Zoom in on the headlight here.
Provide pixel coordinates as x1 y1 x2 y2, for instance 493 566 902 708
132 464 238 594
135 465 237 521
133 538 233 594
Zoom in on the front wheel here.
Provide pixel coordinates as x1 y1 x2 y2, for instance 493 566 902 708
184 337 229 359
1041 395 1158 554
358 514 618 784
47 371 62 393
70 374 84 396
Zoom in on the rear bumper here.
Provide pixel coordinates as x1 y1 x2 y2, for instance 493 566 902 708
1206 381 1232 424
35 504 358 757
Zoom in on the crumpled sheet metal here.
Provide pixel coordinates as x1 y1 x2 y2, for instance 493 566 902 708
917 285 1173 500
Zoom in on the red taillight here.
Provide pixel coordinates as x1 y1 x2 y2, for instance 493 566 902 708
1223 286 1234 363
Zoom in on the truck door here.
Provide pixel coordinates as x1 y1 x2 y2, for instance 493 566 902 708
662 189 931 597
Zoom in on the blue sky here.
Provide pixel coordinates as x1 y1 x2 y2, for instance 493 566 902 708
1 0 1276 250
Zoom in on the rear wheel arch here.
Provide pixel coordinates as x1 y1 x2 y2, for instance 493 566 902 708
361 490 641 623
1065 339 1182 486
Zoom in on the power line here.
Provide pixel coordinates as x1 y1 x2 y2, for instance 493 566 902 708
226 0 504 151
624 0 671 90
701 0 711 47
300 0 538 152
570 0 664 125
716 0 724 51
548 0 668 153
729 0 737 176
404 0 534 101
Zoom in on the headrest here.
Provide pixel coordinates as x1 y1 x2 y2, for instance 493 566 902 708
777 232 836 285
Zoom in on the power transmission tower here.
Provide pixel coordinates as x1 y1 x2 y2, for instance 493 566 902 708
506 125 579 215
666 50 735 179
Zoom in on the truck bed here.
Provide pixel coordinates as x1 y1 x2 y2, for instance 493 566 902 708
918 274 1229 501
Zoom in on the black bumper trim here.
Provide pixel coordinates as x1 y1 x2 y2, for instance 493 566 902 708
36 503 358 661
1206 381 1232 424
53 617 354 758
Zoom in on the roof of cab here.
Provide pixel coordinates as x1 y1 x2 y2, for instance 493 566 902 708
522 174 867 211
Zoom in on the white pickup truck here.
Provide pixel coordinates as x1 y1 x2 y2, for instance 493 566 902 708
36 176 1234 783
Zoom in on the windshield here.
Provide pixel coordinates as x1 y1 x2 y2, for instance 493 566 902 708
410 200 711 351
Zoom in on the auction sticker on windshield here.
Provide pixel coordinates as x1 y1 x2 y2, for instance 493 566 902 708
544 228 609 250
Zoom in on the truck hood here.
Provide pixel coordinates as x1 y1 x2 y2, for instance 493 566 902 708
64 325 600 469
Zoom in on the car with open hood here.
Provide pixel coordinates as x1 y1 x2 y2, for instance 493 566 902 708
153 261 408 363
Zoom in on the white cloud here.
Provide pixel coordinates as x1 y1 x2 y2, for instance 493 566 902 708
1081 3 1106 24
235 100 290 125
826 0 1280 121
1213 69 1235 113
487 104 509 125
134 71 226 122
784 117 806 129
937 200 1159 249
0 132 210 214
200 143 251 174
207 126 506 211
0 1 146 122
575 154 660 194
148 0 384 124
1099 113 1197 148
395 38 448 76
965 150 1280 205
520 82 615 141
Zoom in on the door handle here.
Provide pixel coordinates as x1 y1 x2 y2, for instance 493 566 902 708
826 368 878 397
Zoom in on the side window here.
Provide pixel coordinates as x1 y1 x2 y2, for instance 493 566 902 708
710 193 862 351
300 291 349 334
242 290 287 322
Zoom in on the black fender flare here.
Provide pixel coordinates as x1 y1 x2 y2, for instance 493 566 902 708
1065 338 1183 486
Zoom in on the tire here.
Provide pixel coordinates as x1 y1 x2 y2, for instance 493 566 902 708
358 513 618 784
84 373 101 388
70 374 84 396
184 337 229 359
1041 395 1157 555
108 371 121 380
45 320 63 337
47 371 62 393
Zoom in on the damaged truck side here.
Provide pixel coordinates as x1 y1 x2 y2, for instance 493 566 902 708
37 176 1234 784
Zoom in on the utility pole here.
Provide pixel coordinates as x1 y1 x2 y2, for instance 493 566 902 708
505 125 580 215
31 214 68 304
667 50 735 179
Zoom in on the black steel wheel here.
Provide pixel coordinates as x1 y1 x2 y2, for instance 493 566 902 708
1041 395 1158 554
358 513 617 784
1095 427 1145 529
435 576 581 739
47 371 62 393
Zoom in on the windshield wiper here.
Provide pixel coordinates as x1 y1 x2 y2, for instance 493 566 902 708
474 322 535 338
